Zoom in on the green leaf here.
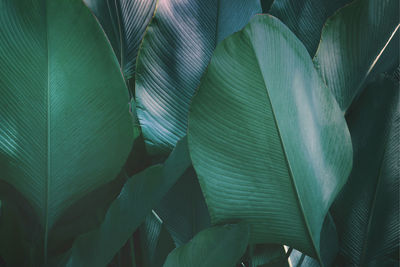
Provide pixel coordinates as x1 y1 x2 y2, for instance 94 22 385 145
268 0 353 56
163 223 250 267
83 0 156 88
313 0 399 111
248 244 289 267
66 137 191 267
155 167 211 247
137 212 176 267
188 15 352 265
289 249 320 267
0 0 133 258
135 0 263 155
331 77 399 266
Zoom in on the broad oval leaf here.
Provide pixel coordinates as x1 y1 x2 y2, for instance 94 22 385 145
313 0 399 111
331 77 399 266
188 15 352 265
83 0 156 88
135 0 263 155
163 223 250 267
0 0 133 255
268 0 353 56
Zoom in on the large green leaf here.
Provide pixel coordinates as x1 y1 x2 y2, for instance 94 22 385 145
188 15 352 265
0 0 133 258
163 223 250 267
268 0 353 56
83 0 156 90
331 77 399 266
313 0 399 111
155 166 211 247
135 0 263 155
65 137 191 267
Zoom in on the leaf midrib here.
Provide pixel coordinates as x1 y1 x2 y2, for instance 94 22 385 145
244 26 320 261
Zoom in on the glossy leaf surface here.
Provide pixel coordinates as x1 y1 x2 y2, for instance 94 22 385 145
83 0 156 86
269 0 352 56
163 223 249 267
188 15 352 264
0 0 133 251
66 137 191 267
313 0 399 111
331 78 399 266
135 0 263 154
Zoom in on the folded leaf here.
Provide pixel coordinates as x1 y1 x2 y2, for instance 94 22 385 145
269 0 353 56
66 137 191 267
188 15 352 265
313 0 399 111
331 77 399 266
163 223 250 267
0 0 133 259
83 0 156 87
135 0 263 155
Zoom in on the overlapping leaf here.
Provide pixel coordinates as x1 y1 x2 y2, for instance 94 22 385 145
83 0 156 91
66 137 191 267
313 0 399 111
0 0 133 259
137 212 175 267
331 77 399 266
268 0 353 56
155 167 211 247
135 0 263 154
188 15 352 265
163 223 250 267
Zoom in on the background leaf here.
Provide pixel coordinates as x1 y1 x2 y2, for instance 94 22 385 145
269 0 353 56
188 14 352 265
135 0 263 155
83 0 156 93
313 0 399 111
136 212 175 267
163 223 250 267
155 166 211 247
66 137 191 267
331 77 399 266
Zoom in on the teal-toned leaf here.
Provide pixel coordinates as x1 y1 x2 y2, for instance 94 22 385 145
289 249 320 267
313 0 399 111
331 77 399 266
0 0 133 259
66 137 191 267
268 0 353 56
137 212 176 267
83 0 156 88
188 15 352 265
155 167 211 247
163 223 250 267
135 0 263 155
248 245 289 267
